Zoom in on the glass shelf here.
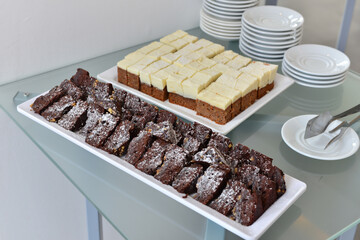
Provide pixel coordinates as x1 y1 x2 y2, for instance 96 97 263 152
1 28 359 240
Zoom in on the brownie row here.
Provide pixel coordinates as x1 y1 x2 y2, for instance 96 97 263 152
31 68 286 226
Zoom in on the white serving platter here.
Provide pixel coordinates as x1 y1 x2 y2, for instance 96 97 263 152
17 96 306 240
97 66 294 135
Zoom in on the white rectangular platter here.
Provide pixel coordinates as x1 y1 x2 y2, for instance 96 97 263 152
97 66 295 135
18 95 306 240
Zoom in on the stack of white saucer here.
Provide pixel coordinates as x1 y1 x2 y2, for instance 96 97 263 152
200 0 259 41
239 6 304 62
282 44 350 88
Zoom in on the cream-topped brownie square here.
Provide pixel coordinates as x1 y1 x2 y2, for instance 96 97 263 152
182 34 198 43
197 89 231 110
213 54 231 64
185 61 208 71
166 72 188 95
211 63 232 74
127 56 157 75
226 55 252 70
199 57 217 68
220 50 238 60
175 52 202 67
168 38 189 50
161 53 181 63
196 47 216 58
206 82 241 103
216 74 237 88
140 60 170 85
172 30 188 38
240 65 269 92
206 44 225 56
194 38 213 48
249 61 278 83
136 41 164 54
124 52 146 61
148 45 176 60
179 43 203 54
224 69 242 79
160 34 178 44
236 72 258 109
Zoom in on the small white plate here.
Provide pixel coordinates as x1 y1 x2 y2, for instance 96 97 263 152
205 0 258 12
242 27 302 43
98 66 294 134
242 21 303 36
281 115 359 160
283 59 347 80
284 44 351 76
203 6 243 20
240 44 284 63
240 42 284 58
204 3 246 16
282 70 346 88
211 0 259 6
201 9 242 26
241 33 301 49
241 30 302 46
201 23 240 40
240 38 288 55
201 18 241 34
242 6 304 31
242 26 302 41
201 15 242 30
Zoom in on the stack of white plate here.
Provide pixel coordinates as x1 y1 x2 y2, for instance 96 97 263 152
239 6 304 62
283 44 350 88
200 0 259 41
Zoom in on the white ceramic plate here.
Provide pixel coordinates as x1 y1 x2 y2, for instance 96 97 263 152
205 0 258 12
241 33 301 49
201 15 242 30
17 96 306 240
281 115 359 160
241 30 302 46
240 38 288 55
282 70 345 88
240 42 284 58
201 9 242 26
203 6 243 20
282 61 346 84
97 66 294 135
242 6 304 31
242 21 303 36
204 3 246 16
242 26 302 41
211 0 259 6
201 19 241 34
283 59 347 80
201 23 240 40
239 44 284 63
284 44 351 76
242 27 302 43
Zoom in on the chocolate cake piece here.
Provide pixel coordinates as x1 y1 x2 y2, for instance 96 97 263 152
260 162 286 197
209 179 245 216
208 132 233 155
103 120 135 156
41 95 75 122
124 130 153 165
78 103 105 136
124 93 142 114
192 146 225 166
228 143 252 172
154 145 188 185
113 88 127 104
156 109 177 125
85 113 120 148
193 122 212 148
145 121 178 144
249 149 273 169
182 136 201 156
175 119 194 137
140 102 158 122
91 79 113 100
172 163 204 194
95 96 122 117
236 164 261 188
58 100 88 131
131 115 148 133
135 139 168 175
70 69 94 95
121 107 132 121
60 79 85 100
195 164 231 205
252 174 277 210
31 86 65 113
233 187 264 226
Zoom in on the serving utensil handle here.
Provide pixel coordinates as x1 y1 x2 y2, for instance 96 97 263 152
333 104 360 119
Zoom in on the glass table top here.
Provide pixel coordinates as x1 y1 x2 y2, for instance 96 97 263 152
1 28 359 240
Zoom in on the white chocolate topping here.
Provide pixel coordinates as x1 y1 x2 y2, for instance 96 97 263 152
211 63 231 73
136 41 164 54
168 38 189 50
197 89 231 110
173 30 188 38
127 56 156 75
206 82 241 103
182 34 198 43
194 38 213 48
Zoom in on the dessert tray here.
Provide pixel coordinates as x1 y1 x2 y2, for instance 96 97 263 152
17 94 306 240
97 66 294 135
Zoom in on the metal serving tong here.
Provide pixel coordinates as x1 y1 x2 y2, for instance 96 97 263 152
304 104 360 139
324 114 360 149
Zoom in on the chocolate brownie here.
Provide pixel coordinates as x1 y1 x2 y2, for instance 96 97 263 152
31 86 65 113
252 174 277 210
182 136 201 156
113 89 127 104
196 99 232 125
145 121 178 144
60 79 85 100
192 146 225 166
124 130 153 165
209 179 245 216
152 86 168 101
261 162 286 197
58 100 88 131
135 139 169 175
236 164 261 188
174 119 194 144
156 109 177 125
193 122 212 148
70 69 94 95
140 83 152 96
172 163 204 194
154 145 188 185
208 132 233 155
103 120 135 156
117 67 127 85
195 164 231 205
78 103 105 136
85 113 120 148
233 187 264 226
41 95 75 122
121 107 132 121
228 143 252 172
92 80 113 100
95 96 122 117
124 93 142 114
131 115 148 133
140 101 158 122
169 93 196 110
127 72 140 90
249 149 273 169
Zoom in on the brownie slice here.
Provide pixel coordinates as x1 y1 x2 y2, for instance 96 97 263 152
174 119 194 138
140 102 158 123
31 86 65 113
124 93 142 114
208 132 233 155
135 139 168 175
124 130 153 165
41 95 75 122
85 113 120 148
193 122 212 148
260 162 286 197
228 143 252 172
92 79 113 100
156 109 177 125
95 96 122 117
103 120 135 156
233 187 264 226
58 100 88 131
113 88 127 104
236 164 261 188
209 179 245 216
249 149 273 169
252 175 277 210
121 107 133 121
195 164 231 205
70 69 94 95
78 103 105 136
182 135 201 156
145 121 178 144
60 79 85 100
131 115 148 134
154 145 188 185
192 146 225 166
172 163 204 194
